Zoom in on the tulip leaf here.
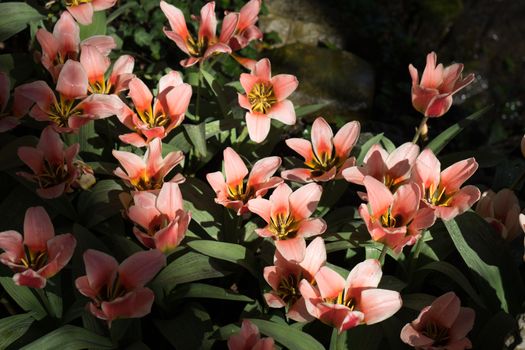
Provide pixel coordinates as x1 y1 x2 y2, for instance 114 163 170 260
248 319 325 350
201 67 229 117
0 277 46 320
295 102 330 118
187 240 258 277
0 3 44 42
79 12 107 40
20 325 113 350
184 123 207 158
444 213 525 313
77 179 124 227
170 283 253 302
0 313 35 349
427 105 491 154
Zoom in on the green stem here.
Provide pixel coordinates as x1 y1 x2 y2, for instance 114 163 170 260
378 244 388 266
408 230 427 278
412 116 429 144
195 62 203 121
34 288 54 318
329 328 346 350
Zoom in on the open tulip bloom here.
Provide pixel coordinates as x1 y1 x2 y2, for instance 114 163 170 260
0 207 76 288
160 1 239 68
299 259 402 334
113 138 185 191
228 319 275 350
282 117 360 183
75 249 166 324
36 11 115 81
117 71 192 147
247 183 326 262
400 292 475 349
409 52 475 118
238 58 298 143
14 60 123 133
128 182 191 253
263 237 326 322
206 147 282 215
65 0 117 26
475 189 522 241
358 176 436 253
228 0 263 51
412 149 480 221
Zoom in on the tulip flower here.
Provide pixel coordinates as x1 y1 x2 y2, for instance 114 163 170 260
116 72 192 147
36 11 115 81
128 183 191 253
80 45 135 95
282 117 360 183
14 60 124 133
247 183 326 262
160 1 239 67
228 0 263 51
228 319 275 350
409 52 475 118
401 292 475 349
0 72 21 132
206 147 282 215
75 249 166 324
358 176 436 253
299 259 402 334
113 138 185 191
66 0 117 25
343 142 419 192
17 126 79 198
238 58 298 143
475 189 521 242
0 207 76 288
412 149 480 221
263 237 326 322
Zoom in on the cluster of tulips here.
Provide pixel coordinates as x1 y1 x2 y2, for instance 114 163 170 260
1 0 524 349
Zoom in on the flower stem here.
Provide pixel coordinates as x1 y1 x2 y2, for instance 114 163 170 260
412 116 429 144
34 288 54 318
379 244 388 266
408 230 427 277
329 328 346 350
196 62 203 121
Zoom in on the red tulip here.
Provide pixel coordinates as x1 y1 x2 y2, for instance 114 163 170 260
0 207 76 288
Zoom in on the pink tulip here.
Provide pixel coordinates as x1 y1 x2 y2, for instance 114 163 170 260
80 45 135 95
128 183 191 253
75 249 166 324
14 60 124 133
66 0 117 25
0 207 76 288
0 72 21 132
282 117 360 183
409 52 475 118
228 319 275 350
343 142 419 192
36 11 115 81
228 0 263 51
400 292 475 349
358 176 436 253
238 58 298 143
263 237 326 322
475 189 521 241
113 138 185 191
412 149 480 221
206 147 282 215
17 126 79 198
116 72 192 147
160 1 239 67
299 259 402 334
247 183 326 262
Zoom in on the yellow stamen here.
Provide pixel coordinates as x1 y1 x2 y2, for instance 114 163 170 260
269 213 299 240
48 94 81 127
248 82 277 114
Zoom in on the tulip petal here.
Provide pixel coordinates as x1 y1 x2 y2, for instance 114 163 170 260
118 250 166 289
246 112 271 143
363 176 394 216
101 288 155 321
247 198 271 223
224 147 249 188
333 121 360 158
156 182 183 216
13 270 46 288
160 1 189 41
83 249 118 293
275 238 306 263
219 12 239 43
0 231 23 262
56 60 88 99
39 233 76 278
281 168 313 183
300 237 326 279
271 74 298 100
23 207 54 252
315 266 345 300
289 183 322 220
54 12 80 57
80 44 110 84
360 288 402 324
240 73 260 95
297 218 326 238
346 259 382 294
198 1 217 40
247 156 281 189
441 158 478 191
253 58 271 81
92 0 116 11
67 3 94 25
267 100 296 125
113 150 145 179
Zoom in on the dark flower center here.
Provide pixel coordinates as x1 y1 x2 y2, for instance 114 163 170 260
269 213 299 240
422 321 450 347
48 95 81 128
20 245 48 270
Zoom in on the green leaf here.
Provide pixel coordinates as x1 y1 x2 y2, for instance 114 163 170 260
79 12 107 40
0 313 35 349
171 283 253 302
106 2 138 24
77 179 124 227
427 106 491 154
0 3 44 42
184 123 207 158
201 67 229 117
187 240 258 277
295 102 329 118
248 319 325 350
0 277 46 320
380 135 396 153
20 325 113 350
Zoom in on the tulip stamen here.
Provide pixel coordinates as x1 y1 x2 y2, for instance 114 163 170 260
137 107 169 129
248 82 277 114
48 95 81 127
269 213 299 240
65 0 93 6
187 35 210 58
276 274 300 306
422 321 450 346
21 245 48 270
425 183 454 207
131 174 163 191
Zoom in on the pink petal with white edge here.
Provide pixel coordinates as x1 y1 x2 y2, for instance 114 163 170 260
56 60 88 99
315 266 346 300
311 117 334 157
206 171 227 197
14 81 55 113
413 148 441 189
158 151 184 180
333 120 360 158
78 94 124 119
390 182 420 224
287 297 315 323
289 183 322 220
247 198 271 223
420 52 443 89
224 147 249 187
275 238 306 263
81 35 116 56
264 292 286 308
267 100 296 125
23 207 55 252
13 269 46 288
246 112 271 143
54 11 80 54
118 250 166 289
238 0 261 30
67 3 94 25
438 185 480 221
164 83 192 118
271 74 298 100
360 288 402 324
362 176 394 215
101 288 155 321
155 217 189 253
158 70 183 93
238 93 251 110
